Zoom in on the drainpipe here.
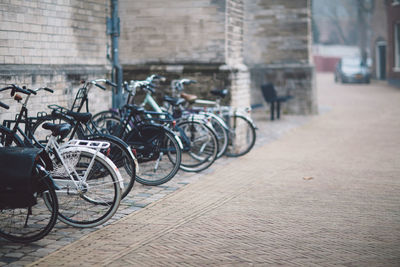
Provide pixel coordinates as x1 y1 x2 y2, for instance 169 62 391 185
107 0 123 108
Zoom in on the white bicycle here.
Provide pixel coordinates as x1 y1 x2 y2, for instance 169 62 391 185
41 123 123 228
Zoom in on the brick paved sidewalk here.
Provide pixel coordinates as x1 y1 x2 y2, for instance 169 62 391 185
0 97 307 266
24 74 400 266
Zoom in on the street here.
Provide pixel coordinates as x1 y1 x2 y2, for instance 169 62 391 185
3 73 400 266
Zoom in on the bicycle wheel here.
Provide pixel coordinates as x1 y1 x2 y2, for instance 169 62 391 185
224 114 256 157
207 114 229 158
30 115 75 145
92 111 129 138
177 120 219 172
48 148 121 228
129 130 182 186
89 135 136 199
0 171 58 243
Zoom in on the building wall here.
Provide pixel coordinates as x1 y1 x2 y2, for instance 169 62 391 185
120 0 251 109
119 0 226 65
370 0 388 79
244 0 316 115
244 0 310 66
386 1 400 86
0 0 111 121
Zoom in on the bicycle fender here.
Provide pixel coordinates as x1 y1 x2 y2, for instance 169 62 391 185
161 126 184 150
59 146 124 189
234 114 257 130
88 134 139 173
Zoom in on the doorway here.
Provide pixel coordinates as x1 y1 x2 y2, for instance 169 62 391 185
376 41 386 80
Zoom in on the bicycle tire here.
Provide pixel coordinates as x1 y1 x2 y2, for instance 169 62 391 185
93 112 183 186
176 120 219 172
207 114 229 158
130 130 182 186
88 135 136 199
0 171 58 243
224 114 256 157
92 110 129 138
46 148 121 228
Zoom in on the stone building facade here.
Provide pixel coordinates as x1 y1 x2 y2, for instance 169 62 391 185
0 0 315 123
119 0 250 109
0 0 111 121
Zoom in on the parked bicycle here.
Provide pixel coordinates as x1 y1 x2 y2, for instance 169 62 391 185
0 96 59 243
30 80 137 199
0 85 123 228
172 78 257 157
128 75 221 171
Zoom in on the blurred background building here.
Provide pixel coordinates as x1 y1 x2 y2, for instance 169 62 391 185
312 0 400 87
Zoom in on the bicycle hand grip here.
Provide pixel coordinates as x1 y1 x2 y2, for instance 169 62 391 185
0 101 9 109
44 87 54 93
95 83 107 90
10 84 30 96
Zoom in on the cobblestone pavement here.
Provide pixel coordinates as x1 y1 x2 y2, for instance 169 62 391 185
3 73 400 266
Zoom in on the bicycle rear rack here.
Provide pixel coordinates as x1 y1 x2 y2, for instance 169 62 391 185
65 139 110 150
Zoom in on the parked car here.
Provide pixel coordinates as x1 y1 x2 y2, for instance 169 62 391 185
334 57 371 84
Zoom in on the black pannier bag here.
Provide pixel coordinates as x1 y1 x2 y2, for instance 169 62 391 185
126 123 166 163
0 147 44 209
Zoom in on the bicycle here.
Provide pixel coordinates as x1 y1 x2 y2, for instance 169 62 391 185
0 99 58 243
0 85 123 228
93 100 183 186
129 76 221 171
30 79 137 199
94 77 219 174
172 79 257 157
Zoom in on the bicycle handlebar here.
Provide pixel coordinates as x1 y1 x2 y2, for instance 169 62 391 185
88 79 116 90
0 101 9 110
0 84 31 96
173 79 197 92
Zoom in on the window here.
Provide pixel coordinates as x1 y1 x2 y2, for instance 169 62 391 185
395 23 400 70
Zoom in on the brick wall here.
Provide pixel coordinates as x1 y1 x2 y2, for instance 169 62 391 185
120 0 251 109
119 0 226 65
0 0 111 122
244 0 310 66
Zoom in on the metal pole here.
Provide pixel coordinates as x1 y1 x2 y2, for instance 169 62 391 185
110 0 123 108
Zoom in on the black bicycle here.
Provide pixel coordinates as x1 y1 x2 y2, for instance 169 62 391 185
0 95 58 243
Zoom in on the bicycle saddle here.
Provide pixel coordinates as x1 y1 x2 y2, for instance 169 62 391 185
66 110 92 123
125 104 145 114
163 95 185 106
180 92 197 103
210 89 228 98
42 123 72 138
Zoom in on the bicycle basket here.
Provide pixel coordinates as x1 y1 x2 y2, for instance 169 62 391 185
0 147 43 209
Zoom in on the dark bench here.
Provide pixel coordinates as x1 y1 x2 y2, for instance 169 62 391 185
261 83 293 120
